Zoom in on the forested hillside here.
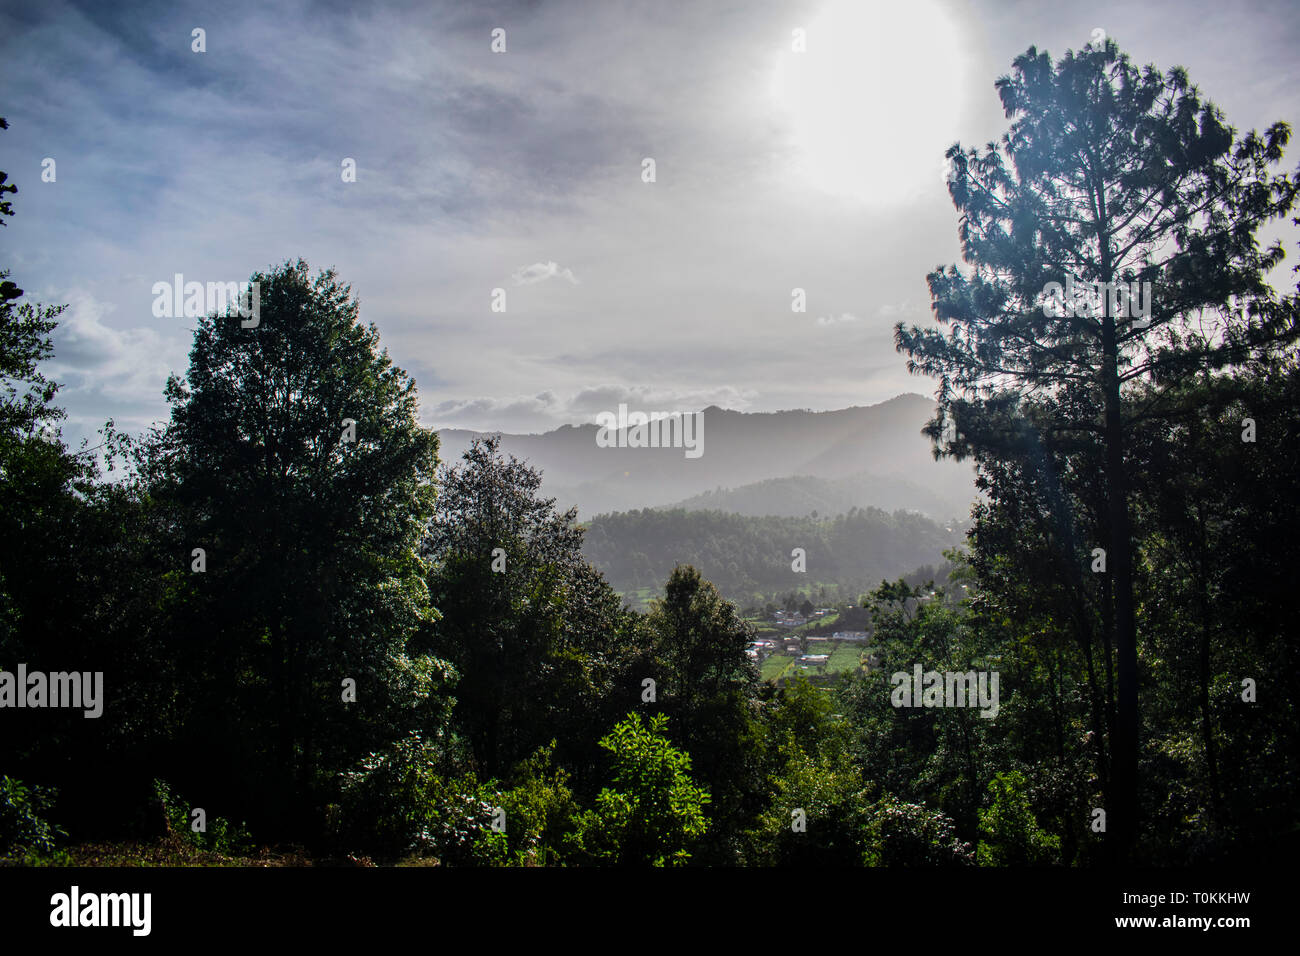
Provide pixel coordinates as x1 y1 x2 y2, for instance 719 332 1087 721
583 507 963 606
662 471 963 521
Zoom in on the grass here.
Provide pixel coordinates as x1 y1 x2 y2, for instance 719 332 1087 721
5 836 322 867
624 587 656 611
795 611 840 633
826 642 866 674
758 641 870 683
760 654 795 681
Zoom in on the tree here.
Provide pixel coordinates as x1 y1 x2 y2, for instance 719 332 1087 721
153 258 449 831
896 38 1298 859
976 770 1061 865
648 565 757 714
644 565 761 862
569 712 709 866
0 115 89 761
423 434 635 780
745 676 868 866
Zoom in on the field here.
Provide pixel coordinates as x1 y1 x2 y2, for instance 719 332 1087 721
760 654 794 681
757 640 874 684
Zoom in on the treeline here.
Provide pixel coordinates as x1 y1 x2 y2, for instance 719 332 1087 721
582 506 962 606
0 249 1026 867
0 232 1002 867
2 256 1293 868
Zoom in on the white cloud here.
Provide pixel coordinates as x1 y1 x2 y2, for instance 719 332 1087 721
816 312 862 326
430 384 757 432
568 384 756 415
45 291 185 408
510 261 580 286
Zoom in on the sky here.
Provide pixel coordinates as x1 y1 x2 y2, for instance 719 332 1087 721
2 0 1298 447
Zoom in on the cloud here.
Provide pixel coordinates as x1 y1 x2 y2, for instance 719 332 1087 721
431 391 563 432
430 384 757 432
45 291 184 408
510 261 580 286
568 384 756 414
8 0 1296 447
816 304 915 325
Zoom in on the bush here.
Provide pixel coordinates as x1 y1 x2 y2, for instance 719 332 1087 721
975 770 1061 866
152 779 254 856
498 742 581 866
0 775 66 857
336 733 507 865
567 713 710 866
861 793 974 866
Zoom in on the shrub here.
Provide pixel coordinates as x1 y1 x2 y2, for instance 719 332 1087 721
152 778 254 856
861 793 974 866
336 732 506 865
975 770 1061 865
0 775 66 857
568 713 710 866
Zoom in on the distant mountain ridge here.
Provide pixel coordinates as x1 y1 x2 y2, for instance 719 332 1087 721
582 506 965 607
662 471 961 521
434 393 977 521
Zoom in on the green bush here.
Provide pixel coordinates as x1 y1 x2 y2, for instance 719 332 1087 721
861 793 974 866
975 770 1061 866
152 778 254 856
568 713 710 866
0 775 66 857
336 733 507 864
498 742 581 866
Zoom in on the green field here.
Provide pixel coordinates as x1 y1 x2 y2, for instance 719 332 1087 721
827 642 866 674
760 654 794 681
757 640 874 683
794 612 839 633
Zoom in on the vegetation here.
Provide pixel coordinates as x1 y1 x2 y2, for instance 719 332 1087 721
3 35 1299 869
583 506 961 607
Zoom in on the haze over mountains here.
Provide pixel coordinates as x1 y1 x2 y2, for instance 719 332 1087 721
435 393 978 522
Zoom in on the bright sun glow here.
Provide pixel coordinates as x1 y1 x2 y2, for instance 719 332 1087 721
771 0 968 204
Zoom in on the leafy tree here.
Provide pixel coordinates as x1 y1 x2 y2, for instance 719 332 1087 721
424 435 636 780
0 775 66 858
335 731 505 864
0 117 102 811
569 713 709 866
496 742 582 866
746 677 867 866
838 575 999 839
976 770 1061 865
896 37 1298 859
152 258 450 831
1124 356 1300 861
644 565 761 861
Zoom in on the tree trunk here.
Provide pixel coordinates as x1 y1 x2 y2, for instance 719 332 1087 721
1194 512 1222 823
1100 310 1139 864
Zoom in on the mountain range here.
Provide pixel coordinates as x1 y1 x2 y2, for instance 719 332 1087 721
435 393 978 522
